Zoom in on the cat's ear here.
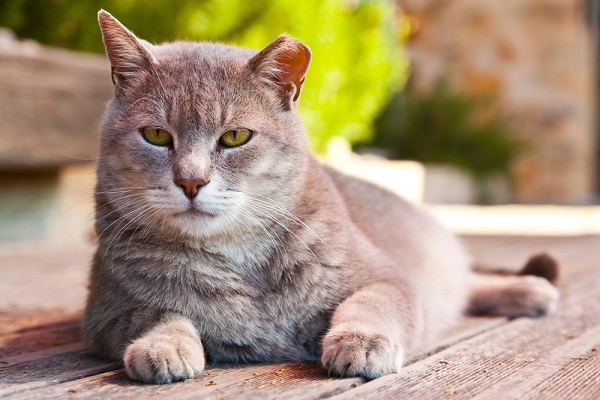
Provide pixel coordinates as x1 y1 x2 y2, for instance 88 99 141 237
247 35 311 109
97 10 157 88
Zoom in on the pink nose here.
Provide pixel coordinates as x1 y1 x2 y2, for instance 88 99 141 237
174 178 209 199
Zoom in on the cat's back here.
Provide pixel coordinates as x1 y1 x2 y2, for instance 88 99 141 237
322 165 439 245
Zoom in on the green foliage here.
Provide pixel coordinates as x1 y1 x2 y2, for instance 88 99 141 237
372 82 522 181
0 0 406 152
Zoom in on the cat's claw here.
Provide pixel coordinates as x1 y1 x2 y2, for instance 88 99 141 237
321 330 403 380
124 333 205 384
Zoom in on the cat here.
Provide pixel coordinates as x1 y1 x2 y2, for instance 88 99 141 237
83 10 560 384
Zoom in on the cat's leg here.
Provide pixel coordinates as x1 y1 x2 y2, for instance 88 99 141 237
467 273 559 318
321 281 419 379
85 308 204 384
468 253 560 318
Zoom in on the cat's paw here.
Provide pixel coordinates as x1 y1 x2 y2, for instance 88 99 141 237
124 332 205 384
508 275 560 319
321 330 403 379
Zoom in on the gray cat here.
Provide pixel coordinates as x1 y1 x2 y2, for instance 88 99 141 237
83 10 560 384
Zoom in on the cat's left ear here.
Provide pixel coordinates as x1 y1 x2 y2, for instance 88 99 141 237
247 35 311 109
97 10 157 88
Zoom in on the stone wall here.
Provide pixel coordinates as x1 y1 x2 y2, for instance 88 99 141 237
400 0 597 203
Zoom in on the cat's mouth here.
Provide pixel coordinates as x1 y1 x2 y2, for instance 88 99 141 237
173 205 216 218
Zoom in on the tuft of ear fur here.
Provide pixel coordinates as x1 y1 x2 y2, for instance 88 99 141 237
247 35 311 109
97 10 157 87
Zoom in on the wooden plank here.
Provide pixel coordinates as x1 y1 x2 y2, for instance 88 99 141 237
463 235 592 273
0 243 92 314
4 293 506 399
7 362 362 400
407 316 505 364
471 325 600 399
464 235 598 267
170 362 361 400
5 365 272 400
0 314 119 397
2 317 505 400
2 316 504 399
527 343 600 399
0 36 112 169
132 362 339 400
0 317 79 359
0 312 80 336
0 349 120 397
464 236 598 308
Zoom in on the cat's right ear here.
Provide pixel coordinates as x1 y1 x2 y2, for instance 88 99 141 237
97 10 157 89
247 35 311 110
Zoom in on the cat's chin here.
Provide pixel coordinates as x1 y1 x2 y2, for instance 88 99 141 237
173 208 216 219
165 207 229 239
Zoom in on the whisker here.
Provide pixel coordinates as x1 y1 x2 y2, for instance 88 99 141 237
236 208 286 260
94 197 149 231
60 154 108 161
141 210 165 242
243 191 331 250
103 204 155 267
95 187 149 194
243 203 319 263
96 200 151 243
126 207 163 253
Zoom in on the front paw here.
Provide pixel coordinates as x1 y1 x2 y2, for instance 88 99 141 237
321 330 403 379
124 332 205 384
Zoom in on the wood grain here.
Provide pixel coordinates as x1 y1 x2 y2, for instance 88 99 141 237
472 325 600 399
4 362 358 400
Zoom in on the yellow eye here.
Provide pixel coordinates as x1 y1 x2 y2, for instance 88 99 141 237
143 127 173 146
219 129 252 148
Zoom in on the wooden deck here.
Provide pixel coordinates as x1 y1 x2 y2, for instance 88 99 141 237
1 235 599 399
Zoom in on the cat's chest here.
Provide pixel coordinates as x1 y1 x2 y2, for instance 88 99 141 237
124 247 345 362
180 262 338 362
193 290 331 363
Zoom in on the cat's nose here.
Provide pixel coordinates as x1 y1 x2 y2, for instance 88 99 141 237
175 178 209 199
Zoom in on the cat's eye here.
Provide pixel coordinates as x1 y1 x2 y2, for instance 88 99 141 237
219 129 252 148
142 127 173 146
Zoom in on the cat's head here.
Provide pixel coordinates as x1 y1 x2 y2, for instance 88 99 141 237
96 10 312 241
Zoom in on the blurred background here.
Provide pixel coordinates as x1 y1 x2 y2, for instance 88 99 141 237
1 0 599 247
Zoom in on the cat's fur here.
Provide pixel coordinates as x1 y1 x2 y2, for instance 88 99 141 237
83 10 560 384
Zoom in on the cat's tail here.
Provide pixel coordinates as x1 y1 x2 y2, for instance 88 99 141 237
467 253 560 319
